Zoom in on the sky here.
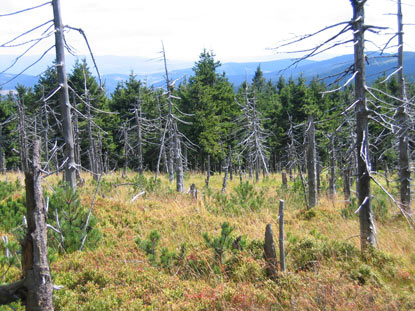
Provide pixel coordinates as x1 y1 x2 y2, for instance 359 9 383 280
1 0 414 65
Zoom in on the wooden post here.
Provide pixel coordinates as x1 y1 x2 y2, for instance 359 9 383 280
264 224 277 279
282 171 287 188
279 200 286 272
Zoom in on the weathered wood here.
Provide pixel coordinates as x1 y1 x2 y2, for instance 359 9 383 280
279 200 286 272
328 134 336 198
0 280 26 305
0 125 5 174
23 140 54 310
307 116 317 208
282 171 287 188
174 123 184 192
53 0 76 188
396 0 411 213
206 155 211 187
351 0 377 251
264 224 277 279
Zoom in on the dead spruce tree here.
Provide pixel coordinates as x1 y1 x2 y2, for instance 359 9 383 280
0 141 54 310
395 0 411 212
272 0 406 250
155 44 195 192
306 116 317 208
52 0 77 188
236 82 270 183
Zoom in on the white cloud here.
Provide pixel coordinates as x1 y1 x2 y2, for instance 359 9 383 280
0 0 414 62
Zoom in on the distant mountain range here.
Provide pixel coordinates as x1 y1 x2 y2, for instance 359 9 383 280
1 52 415 94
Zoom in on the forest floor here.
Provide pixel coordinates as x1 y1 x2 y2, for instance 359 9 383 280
1 171 415 310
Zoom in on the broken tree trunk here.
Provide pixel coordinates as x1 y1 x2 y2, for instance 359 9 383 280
351 0 377 251
264 224 277 279
0 141 54 310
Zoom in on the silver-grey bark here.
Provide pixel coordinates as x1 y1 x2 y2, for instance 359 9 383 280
396 0 411 212
52 0 76 188
351 0 376 251
306 116 317 208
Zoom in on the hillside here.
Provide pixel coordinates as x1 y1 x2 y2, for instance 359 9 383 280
1 171 415 310
2 52 415 93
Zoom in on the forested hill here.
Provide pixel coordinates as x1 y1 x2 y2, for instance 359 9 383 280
1 52 415 93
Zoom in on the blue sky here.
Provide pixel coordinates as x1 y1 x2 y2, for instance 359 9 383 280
1 0 414 63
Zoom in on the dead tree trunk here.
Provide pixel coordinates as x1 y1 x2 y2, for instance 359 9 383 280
53 0 76 188
351 0 377 251
134 100 144 175
17 99 29 172
396 0 411 213
307 116 317 208
279 200 286 272
23 140 54 310
343 160 351 204
122 122 129 178
206 154 211 187
264 224 277 279
0 141 54 310
328 134 336 198
0 125 5 174
222 145 232 193
174 123 184 192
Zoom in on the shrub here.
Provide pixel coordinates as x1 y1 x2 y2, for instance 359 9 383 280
47 186 101 253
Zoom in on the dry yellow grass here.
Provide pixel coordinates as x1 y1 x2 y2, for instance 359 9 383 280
2 170 415 310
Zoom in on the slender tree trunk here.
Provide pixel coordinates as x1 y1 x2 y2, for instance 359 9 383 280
174 123 184 192
343 160 351 204
206 154 211 187
238 154 243 183
17 100 29 172
52 0 76 188
222 145 231 192
396 0 411 212
307 116 317 208
351 0 376 251
122 123 128 178
328 134 336 198
279 200 286 272
0 126 5 174
134 100 144 175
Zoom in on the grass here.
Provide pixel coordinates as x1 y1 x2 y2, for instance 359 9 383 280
1 170 415 310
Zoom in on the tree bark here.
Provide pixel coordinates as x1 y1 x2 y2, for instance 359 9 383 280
328 134 336 198
351 0 377 251
307 116 317 208
206 154 211 187
279 200 286 272
396 0 411 212
174 123 184 192
23 140 54 310
134 100 144 175
264 224 277 279
0 141 54 309
52 0 76 188
0 125 5 174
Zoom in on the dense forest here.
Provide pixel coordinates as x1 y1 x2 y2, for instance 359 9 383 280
2 0 415 310
2 50 414 177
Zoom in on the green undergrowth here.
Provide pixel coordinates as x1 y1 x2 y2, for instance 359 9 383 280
1 172 415 310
